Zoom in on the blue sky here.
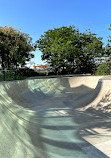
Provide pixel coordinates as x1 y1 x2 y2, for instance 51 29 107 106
0 0 111 67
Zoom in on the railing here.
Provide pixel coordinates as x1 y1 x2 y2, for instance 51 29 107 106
0 69 17 81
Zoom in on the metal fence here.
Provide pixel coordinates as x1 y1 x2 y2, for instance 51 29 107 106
0 69 16 81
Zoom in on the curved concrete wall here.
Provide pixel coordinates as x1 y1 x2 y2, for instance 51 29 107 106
0 76 109 158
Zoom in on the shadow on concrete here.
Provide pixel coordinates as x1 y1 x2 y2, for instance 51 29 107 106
0 78 110 157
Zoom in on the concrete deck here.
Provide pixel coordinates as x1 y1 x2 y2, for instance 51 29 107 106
0 76 111 158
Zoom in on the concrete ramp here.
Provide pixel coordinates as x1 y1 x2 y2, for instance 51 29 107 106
0 76 111 158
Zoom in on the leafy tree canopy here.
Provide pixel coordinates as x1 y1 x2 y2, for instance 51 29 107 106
0 26 35 69
36 26 104 74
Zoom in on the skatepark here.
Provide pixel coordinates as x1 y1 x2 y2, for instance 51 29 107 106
0 75 111 158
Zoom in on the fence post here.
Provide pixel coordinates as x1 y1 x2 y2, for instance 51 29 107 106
3 69 6 81
14 70 16 80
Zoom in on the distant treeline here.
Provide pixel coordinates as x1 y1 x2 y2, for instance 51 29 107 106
0 25 111 75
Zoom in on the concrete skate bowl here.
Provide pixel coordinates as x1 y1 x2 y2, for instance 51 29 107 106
0 76 111 158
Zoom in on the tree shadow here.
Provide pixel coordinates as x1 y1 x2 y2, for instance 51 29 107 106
0 78 111 157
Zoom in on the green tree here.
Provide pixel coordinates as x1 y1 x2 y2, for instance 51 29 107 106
95 60 110 75
37 26 78 74
104 24 111 74
37 26 104 74
0 26 35 70
73 30 104 73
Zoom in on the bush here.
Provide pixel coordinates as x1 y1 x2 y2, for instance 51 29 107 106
95 61 110 75
5 70 15 81
38 72 46 76
4 70 26 81
16 68 38 77
0 68 37 81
